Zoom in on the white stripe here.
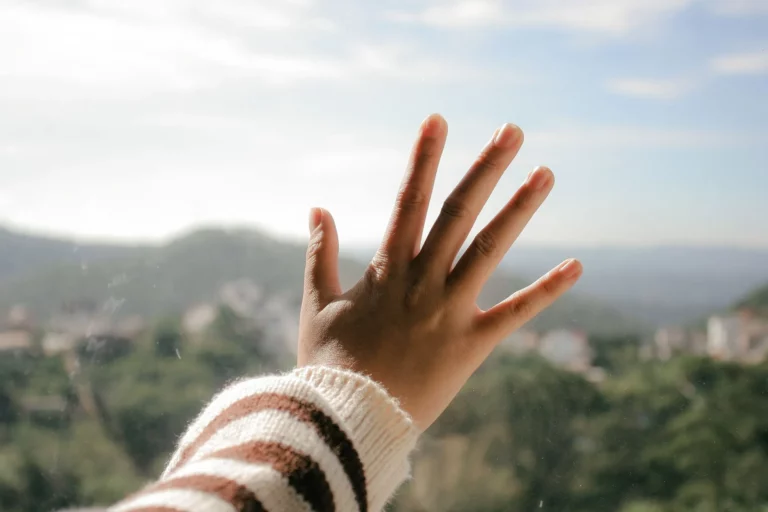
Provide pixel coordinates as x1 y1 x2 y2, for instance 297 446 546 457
112 488 234 512
165 376 285 475
189 409 358 512
164 375 342 477
167 457 312 512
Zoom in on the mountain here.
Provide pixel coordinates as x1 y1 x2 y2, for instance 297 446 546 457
0 226 644 336
347 245 768 327
493 246 768 326
735 283 768 313
0 226 147 282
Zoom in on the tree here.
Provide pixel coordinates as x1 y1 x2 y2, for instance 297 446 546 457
88 352 214 474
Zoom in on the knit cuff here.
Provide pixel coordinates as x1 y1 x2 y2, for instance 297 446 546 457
293 366 420 511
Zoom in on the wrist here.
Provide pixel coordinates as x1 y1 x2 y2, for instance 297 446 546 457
293 365 420 510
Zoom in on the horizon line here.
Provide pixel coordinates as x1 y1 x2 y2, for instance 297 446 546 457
2 221 768 252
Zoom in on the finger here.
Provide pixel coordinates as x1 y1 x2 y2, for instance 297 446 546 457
449 166 554 298
375 114 447 269
419 123 523 275
474 258 583 343
303 207 342 309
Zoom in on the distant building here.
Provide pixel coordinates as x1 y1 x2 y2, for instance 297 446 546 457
538 329 592 372
707 314 756 361
743 335 768 364
708 314 748 361
6 305 33 329
258 294 300 357
185 280 299 358
653 326 707 359
42 332 78 356
46 301 144 349
741 310 768 364
706 311 768 363
655 326 688 360
0 330 34 353
689 331 709 356
498 329 539 355
182 303 218 335
219 279 263 317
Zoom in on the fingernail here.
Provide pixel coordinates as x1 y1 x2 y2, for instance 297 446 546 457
421 114 445 137
558 259 582 279
528 167 552 191
309 208 323 233
494 123 521 148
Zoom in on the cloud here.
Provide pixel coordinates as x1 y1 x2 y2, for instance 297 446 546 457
606 77 694 99
346 43 525 84
710 50 768 75
526 125 768 149
0 145 20 157
0 1 351 96
708 0 768 16
0 0 509 100
84 0 330 31
387 0 696 35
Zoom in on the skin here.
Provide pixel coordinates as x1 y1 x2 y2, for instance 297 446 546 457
298 114 583 431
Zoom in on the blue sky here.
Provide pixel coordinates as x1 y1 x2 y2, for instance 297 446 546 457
0 0 766 248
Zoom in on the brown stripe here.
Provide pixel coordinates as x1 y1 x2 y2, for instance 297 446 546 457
146 475 266 512
171 392 367 511
205 440 334 512
122 508 184 512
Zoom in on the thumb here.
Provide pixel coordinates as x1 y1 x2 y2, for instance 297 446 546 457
303 207 341 308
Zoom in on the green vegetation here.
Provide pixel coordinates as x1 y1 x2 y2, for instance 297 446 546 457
392 353 768 511
736 283 768 313
0 307 286 511
1 318 767 511
1 227 764 511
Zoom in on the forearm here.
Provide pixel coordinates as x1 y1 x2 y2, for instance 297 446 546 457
110 366 418 512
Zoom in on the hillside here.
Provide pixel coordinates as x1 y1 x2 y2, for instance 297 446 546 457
349 245 768 326
499 246 768 325
0 227 146 282
0 226 644 336
735 283 768 313
0 227 365 319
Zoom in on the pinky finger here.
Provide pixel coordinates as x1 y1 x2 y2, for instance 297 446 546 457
475 258 583 343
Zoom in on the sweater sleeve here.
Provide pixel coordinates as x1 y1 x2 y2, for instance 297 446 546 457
108 366 420 512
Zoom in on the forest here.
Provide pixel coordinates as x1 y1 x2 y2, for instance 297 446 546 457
0 307 767 511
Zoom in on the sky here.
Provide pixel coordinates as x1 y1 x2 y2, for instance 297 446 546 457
0 0 767 249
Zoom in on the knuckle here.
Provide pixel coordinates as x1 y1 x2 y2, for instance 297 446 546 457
306 237 323 260
539 276 560 296
473 230 498 258
366 255 389 283
507 297 534 319
441 197 469 219
511 189 536 210
474 148 504 174
404 279 426 309
397 187 427 212
414 142 437 166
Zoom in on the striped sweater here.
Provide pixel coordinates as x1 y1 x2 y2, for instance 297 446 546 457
109 366 419 512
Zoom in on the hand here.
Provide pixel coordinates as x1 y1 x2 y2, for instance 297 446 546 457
298 114 582 430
